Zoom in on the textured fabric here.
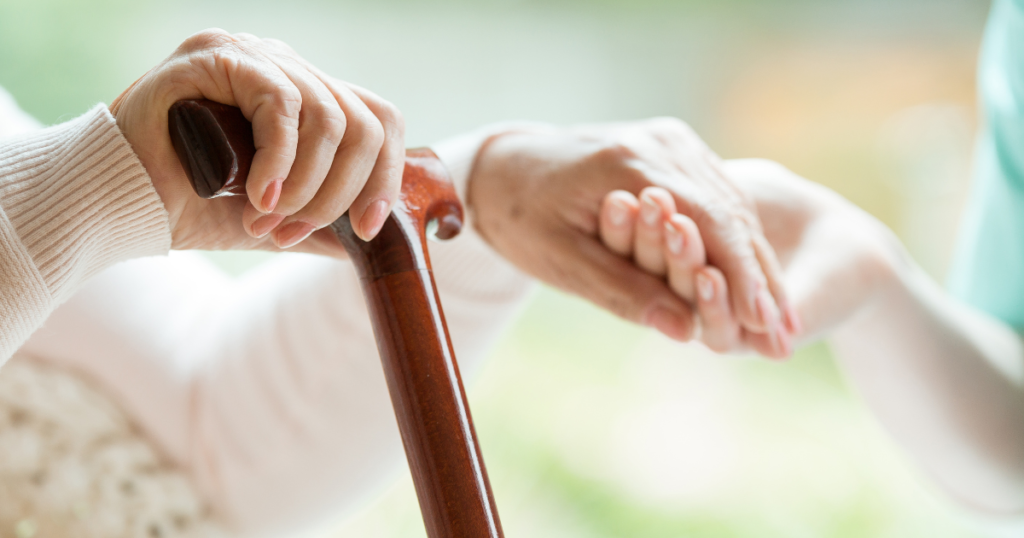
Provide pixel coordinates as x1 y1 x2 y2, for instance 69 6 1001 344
0 104 171 361
18 149 533 538
948 0 1024 327
0 356 224 537
0 88 534 536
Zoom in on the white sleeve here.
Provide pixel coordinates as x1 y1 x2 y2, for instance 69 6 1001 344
16 128 534 537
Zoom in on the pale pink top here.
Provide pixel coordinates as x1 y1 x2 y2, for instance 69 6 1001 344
0 88 533 536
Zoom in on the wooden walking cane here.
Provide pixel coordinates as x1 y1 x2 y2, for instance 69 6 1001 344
168 99 503 538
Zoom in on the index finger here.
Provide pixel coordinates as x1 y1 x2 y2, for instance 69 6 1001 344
167 31 304 213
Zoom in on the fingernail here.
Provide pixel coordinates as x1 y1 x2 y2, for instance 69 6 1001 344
770 329 793 360
768 326 784 359
608 199 629 227
756 288 780 330
784 303 803 335
359 199 389 241
275 221 317 249
262 179 283 213
696 272 714 302
644 304 690 341
640 195 660 226
251 213 285 238
664 222 684 254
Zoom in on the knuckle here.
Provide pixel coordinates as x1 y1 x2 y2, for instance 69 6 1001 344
378 99 405 133
695 197 760 239
591 141 637 166
268 87 303 120
313 104 348 145
693 197 732 228
355 116 386 150
588 143 651 191
177 28 234 54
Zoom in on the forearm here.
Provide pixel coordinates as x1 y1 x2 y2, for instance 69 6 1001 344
187 223 532 536
21 128 535 536
829 244 1024 515
724 158 1024 514
0 105 170 361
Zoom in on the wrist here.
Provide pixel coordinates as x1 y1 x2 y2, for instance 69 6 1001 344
432 122 553 241
829 208 914 335
0 105 171 302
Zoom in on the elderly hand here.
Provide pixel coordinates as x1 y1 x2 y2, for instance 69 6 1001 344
110 29 404 256
596 158 900 357
467 119 794 342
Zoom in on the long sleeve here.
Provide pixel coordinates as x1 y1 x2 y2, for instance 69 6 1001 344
16 127 535 537
0 102 171 361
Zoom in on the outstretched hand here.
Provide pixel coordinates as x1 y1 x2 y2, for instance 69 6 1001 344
467 119 793 343
110 29 405 256
594 157 900 358
597 185 798 358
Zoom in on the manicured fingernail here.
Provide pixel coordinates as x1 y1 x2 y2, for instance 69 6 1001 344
767 326 784 359
262 179 283 213
644 304 690 341
756 288 780 330
664 222 684 254
769 329 793 360
250 213 285 238
696 272 714 301
359 199 389 241
608 199 629 227
784 303 803 335
275 221 316 249
639 195 660 226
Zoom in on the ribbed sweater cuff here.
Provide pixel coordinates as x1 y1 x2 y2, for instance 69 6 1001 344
0 105 172 304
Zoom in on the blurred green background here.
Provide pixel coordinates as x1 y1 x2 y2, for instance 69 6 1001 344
0 0 1000 536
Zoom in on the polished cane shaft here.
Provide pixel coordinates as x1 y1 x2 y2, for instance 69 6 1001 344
168 99 503 538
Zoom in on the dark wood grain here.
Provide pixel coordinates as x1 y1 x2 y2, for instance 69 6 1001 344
168 99 504 538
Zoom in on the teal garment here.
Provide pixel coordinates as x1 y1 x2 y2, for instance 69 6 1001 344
948 0 1024 329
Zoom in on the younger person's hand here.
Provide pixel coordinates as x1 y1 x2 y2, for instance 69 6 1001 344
469 119 794 342
110 29 404 256
597 186 798 358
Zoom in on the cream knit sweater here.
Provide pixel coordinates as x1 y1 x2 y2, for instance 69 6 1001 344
0 89 533 537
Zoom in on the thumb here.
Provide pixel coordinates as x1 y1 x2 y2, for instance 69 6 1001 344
552 232 696 341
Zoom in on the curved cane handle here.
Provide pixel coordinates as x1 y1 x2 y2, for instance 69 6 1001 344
169 99 503 538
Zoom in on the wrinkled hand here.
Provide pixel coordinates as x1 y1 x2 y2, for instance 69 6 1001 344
716 159 900 347
598 158 899 356
110 29 405 255
596 185 796 358
468 119 792 341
